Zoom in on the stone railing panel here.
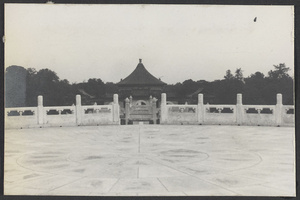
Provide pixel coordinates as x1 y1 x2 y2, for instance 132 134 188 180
44 106 76 126
242 105 276 126
5 107 38 129
282 105 295 125
166 105 198 124
204 105 236 125
80 105 114 125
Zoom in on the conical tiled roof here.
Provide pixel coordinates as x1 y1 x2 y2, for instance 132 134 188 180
118 59 166 86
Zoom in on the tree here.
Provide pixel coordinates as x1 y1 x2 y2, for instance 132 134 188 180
72 78 107 105
36 69 59 83
26 68 38 106
105 82 118 94
224 70 234 80
268 63 290 79
26 68 74 106
243 72 266 104
85 78 106 98
181 79 199 96
234 68 244 81
249 71 265 79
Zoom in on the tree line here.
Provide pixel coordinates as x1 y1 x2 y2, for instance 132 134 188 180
168 63 293 105
25 68 116 106
8 63 293 106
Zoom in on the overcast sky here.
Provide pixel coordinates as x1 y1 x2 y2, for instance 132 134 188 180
5 4 294 84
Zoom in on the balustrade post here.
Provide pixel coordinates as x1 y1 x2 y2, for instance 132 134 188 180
275 93 283 126
236 94 243 125
161 93 167 124
152 97 157 124
125 98 130 125
113 94 120 124
129 96 133 107
197 94 204 124
37 95 44 125
76 95 82 125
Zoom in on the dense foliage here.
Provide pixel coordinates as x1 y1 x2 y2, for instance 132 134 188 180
165 64 293 105
26 68 75 106
12 63 293 106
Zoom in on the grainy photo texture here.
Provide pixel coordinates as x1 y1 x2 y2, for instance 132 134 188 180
4 4 295 196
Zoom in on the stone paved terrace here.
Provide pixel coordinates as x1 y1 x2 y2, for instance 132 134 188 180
4 125 295 196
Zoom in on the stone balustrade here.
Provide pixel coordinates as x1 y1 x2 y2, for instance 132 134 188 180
160 93 294 127
5 94 120 129
5 107 38 128
5 93 294 129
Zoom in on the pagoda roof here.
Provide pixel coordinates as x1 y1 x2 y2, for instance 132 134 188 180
117 59 166 86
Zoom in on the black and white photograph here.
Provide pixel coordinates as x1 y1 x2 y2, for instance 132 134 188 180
3 3 295 196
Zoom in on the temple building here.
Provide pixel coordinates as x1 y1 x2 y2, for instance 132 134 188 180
117 59 166 105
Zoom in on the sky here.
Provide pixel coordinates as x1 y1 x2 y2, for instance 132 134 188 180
4 4 294 84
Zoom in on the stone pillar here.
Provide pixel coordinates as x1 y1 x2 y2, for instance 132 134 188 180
76 95 82 125
197 94 204 124
113 94 120 124
275 93 283 126
37 95 44 125
236 94 243 125
152 97 157 124
125 98 130 125
129 96 133 107
161 93 167 124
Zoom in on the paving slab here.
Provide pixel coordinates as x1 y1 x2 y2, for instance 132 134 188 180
4 125 295 196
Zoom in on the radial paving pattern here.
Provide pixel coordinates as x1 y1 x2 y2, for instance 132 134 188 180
4 125 295 196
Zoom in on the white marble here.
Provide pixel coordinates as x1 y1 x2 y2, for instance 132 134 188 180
4 125 295 196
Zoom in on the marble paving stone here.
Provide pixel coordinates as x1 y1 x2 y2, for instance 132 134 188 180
227 168 294 183
4 171 52 183
89 192 140 196
259 177 296 194
42 178 118 195
198 173 270 188
226 185 295 196
28 175 83 189
139 165 188 178
158 176 239 195
109 178 167 193
4 186 48 195
4 125 295 196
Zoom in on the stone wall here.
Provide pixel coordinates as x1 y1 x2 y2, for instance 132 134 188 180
5 94 120 129
160 93 294 127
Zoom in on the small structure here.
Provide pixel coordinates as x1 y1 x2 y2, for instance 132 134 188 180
117 59 166 124
117 59 166 101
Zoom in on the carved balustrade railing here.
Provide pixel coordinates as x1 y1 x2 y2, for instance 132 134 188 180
160 93 294 127
5 93 294 128
5 94 120 129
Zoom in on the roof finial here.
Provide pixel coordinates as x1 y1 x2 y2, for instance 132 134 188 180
139 58 142 63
